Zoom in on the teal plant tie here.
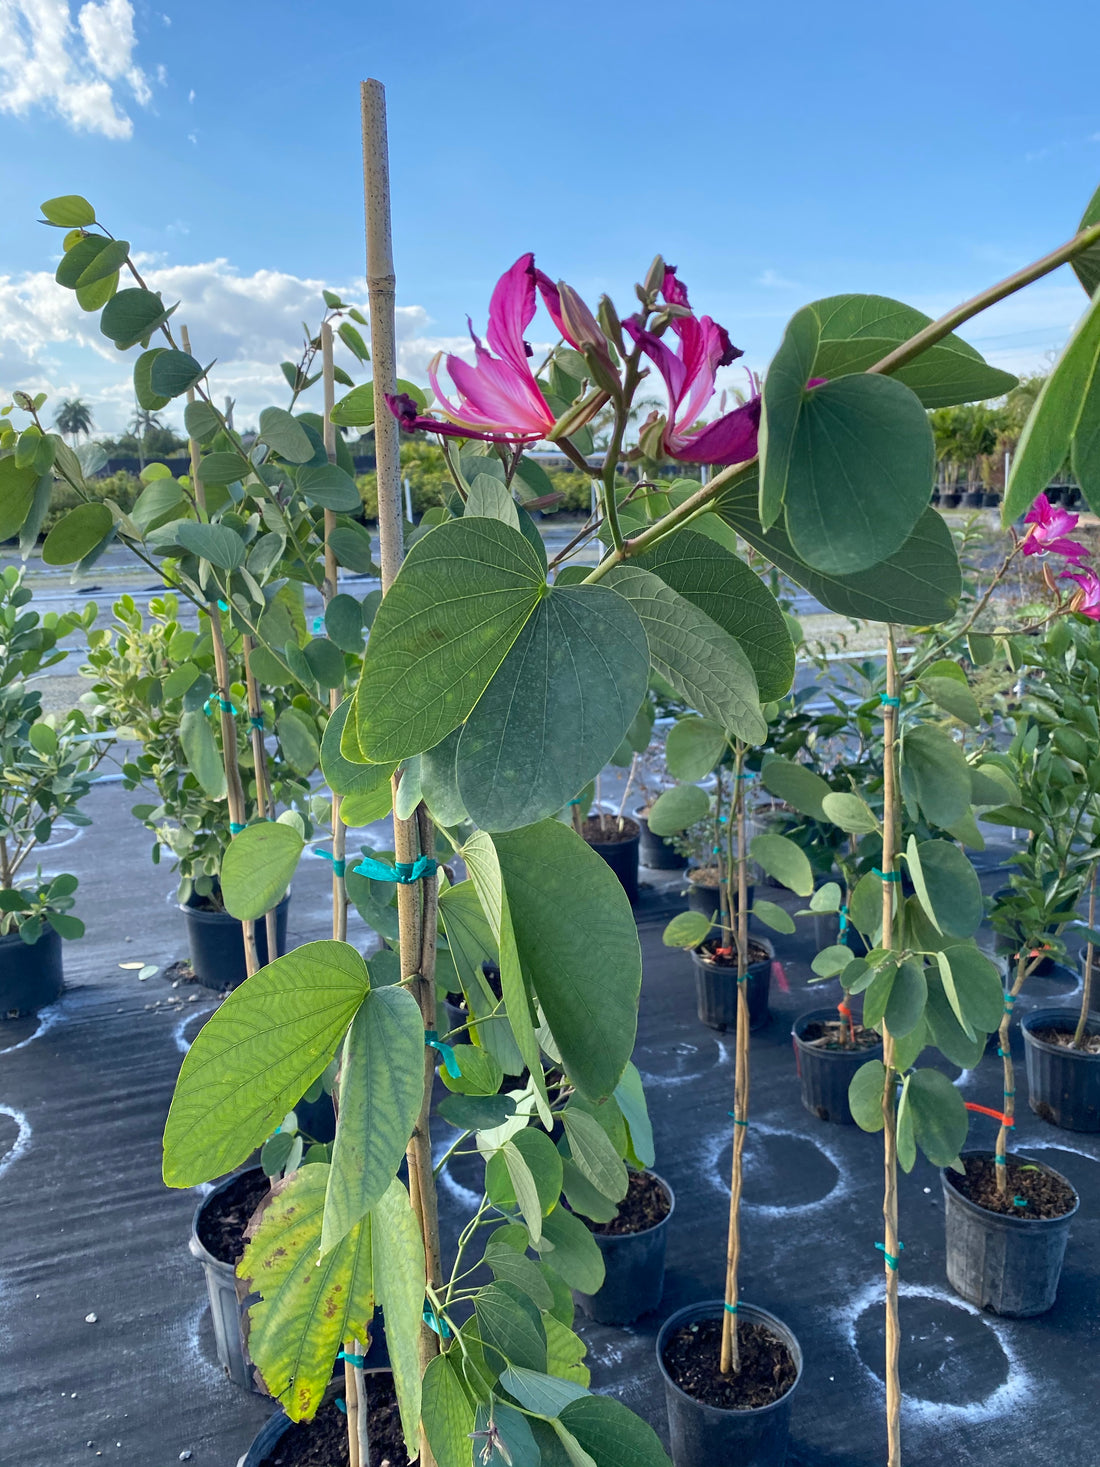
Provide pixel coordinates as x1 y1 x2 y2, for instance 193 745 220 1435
205 693 237 716
313 616 324 634
838 904 850 938
335 1397 347 1415
1004 1090 1015 1098
1004 995 1017 1011
353 853 438 884
1013 1196 1028 1208
724 1302 738 1314
873 868 901 882
994 1154 1008 1164
734 771 757 780
249 715 265 731
998 1047 1009 1057
316 849 347 878
229 821 245 835
879 695 901 708
425 1029 462 1079
727 1111 748 1127
217 599 230 612
876 1241 904 1270
423 1302 452 1338
337 1350 366 1367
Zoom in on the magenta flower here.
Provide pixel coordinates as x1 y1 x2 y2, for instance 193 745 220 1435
1022 493 1089 565
1062 567 1100 620
386 254 556 444
624 268 760 466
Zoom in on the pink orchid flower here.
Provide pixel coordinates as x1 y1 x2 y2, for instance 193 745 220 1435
1022 492 1089 565
624 268 761 466
387 254 556 444
1062 566 1100 620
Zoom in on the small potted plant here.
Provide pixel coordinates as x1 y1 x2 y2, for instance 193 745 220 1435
0 566 104 1014
84 593 314 988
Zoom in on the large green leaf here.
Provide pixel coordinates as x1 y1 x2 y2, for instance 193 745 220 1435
259 406 315 464
0 457 38 541
561 1109 628 1201
937 943 1004 1034
614 1061 655 1169
297 463 362 511
438 880 523 1076
476 1281 548 1373
220 821 303 920
924 972 986 1070
906 836 983 939
464 833 551 1122
100 287 175 349
760 305 821 528
781 374 934 575
558 1393 672 1467
760 758 830 822
917 659 982 727
749 832 813 896
809 294 1017 408
1004 286 1100 520
179 709 225 799
849 1059 887 1132
467 472 520 529
40 194 96 227
162 940 369 1185
277 706 320 776
647 783 710 837
423 1353 475 1467
492 821 642 1101
907 1067 969 1166
883 958 927 1038
175 521 246 570
535 1207 605 1294
1073 183 1100 296
900 723 974 831
714 468 960 626
321 985 424 1253
237 1164 374 1422
371 1178 426 1454
357 517 546 762
664 716 728 782
636 531 794 702
421 728 470 827
601 565 766 743
456 584 649 831
149 349 205 399
41 503 113 565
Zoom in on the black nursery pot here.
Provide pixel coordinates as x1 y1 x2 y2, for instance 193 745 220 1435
574 1173 674 1326
634 807 687 870
689 937 772 1032
0 926 63 1016
1023 1007 1100 1132
181 889 290 991
584 818 640 905
791 1008 883 1125
656 1300 802 1467
942 1150 1078 1316
190 1168 266 1391
686 875 755 926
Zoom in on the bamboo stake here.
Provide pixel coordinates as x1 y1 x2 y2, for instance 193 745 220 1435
242 635 279 963
879 629 902 1467
321 323 349 944
181 325 259 978
720 745 750 1374
362 78 441 1459
343 1355 362 1467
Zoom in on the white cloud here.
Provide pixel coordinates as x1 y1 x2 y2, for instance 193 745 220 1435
0 256 469 433
757 268 799 290
0 0 154 139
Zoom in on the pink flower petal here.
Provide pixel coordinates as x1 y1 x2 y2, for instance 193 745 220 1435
485 254 538 377
670 397 761 466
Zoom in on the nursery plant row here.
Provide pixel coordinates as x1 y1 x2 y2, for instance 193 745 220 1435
3 121 1100 1465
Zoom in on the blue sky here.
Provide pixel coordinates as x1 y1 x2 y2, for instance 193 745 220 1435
1 0 1098 433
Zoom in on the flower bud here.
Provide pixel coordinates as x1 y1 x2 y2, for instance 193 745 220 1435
642 255 666 300
597 294 624 354
547 387 612 442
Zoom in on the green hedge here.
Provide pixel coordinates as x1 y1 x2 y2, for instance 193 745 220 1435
42 470 142 535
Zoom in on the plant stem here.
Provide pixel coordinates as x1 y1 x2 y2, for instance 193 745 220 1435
867 220 1100 380
182 324 258 979
362 77 441 1460
720 743 750 1375
321 324 349 943
242 634 279 962
1074 865 1097 1049
879 628 902 1467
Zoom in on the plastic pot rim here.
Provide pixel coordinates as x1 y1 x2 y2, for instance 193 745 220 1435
1022 1006 1100 1058
655 1299 803 1419
690 935 774 971
940 1148 1079 1230
590 1170 676 1243
790 1007 883 1055
179 887 292 925
190 1163 266 1271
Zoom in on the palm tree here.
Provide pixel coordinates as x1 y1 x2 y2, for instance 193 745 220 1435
54 398 94 443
